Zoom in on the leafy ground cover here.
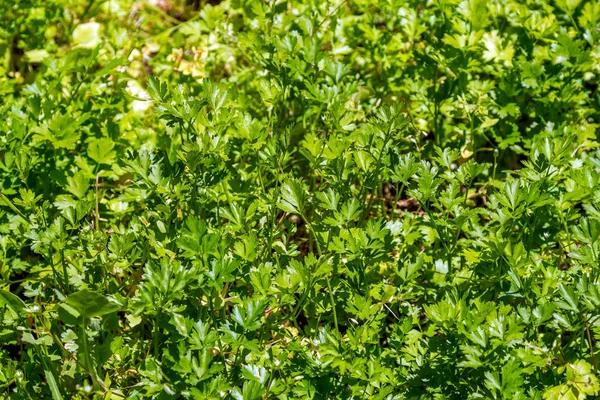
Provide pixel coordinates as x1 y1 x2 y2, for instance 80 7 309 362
1 0 600 398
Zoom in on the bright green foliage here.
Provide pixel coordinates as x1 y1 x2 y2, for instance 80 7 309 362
1 0 600 399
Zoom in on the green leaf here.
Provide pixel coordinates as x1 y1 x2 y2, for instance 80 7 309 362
277 180 307 215
203 80 228 112
44 113 87 149
58 289 119 325
65 170 89 199
87 138 116 165
43 364 65 400
72 22 102 48
24 49 49 63
0 290 26 316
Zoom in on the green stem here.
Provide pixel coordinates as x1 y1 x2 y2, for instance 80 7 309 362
47 247 61 292
37 346 65 400
326 278 338 331
0 193 27 219
304 218 338 330
80 321 101 390
153 307 162 358
586 324 597 373
390 183 405 220
229 344 242 382
60 249 69 293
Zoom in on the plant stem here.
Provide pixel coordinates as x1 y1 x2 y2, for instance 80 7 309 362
586 324 597 373
80 321 101 390
60 249 69 293
153 307 162 358
326 278 339 331
95 174 100 231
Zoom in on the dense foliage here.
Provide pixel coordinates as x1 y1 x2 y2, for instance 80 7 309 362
1 0 600 398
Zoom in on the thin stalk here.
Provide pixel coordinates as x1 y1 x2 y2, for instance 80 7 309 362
229 344 242 381
80 321 101 390
379 183 385 219
326 278 338 331
47 247 61 292
586 324 597 373
76 0 96 30
313 1 347 36
36 343 65 400
305 218 338 330
291 283 311 322
153 307 162 358
0 193 27 219
60 249 69 293
390 183 405 220
95 174 100 231
448 182 471 270
359 129 393 223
